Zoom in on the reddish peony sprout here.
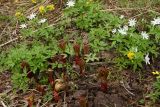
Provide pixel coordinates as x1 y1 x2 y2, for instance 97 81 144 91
97 67 109 92
36 84 45 95
73 43 80 56
59 39 67 51
20 60 30 71
26 93 34 107
100 81 108 92
75 56 85 75
78 95 88 107
48 68 54 87
53 90 60 102
59 54 67 64
20 61 35 79
27 71 34 79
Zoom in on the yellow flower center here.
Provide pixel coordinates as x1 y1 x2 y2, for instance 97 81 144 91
39 5 45 14
15 12 23 17
46 4 55 11
127 52 135 60
31 0 36 3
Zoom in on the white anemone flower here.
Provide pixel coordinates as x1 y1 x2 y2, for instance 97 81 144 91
118 27 127 35
145 54 150 65
27 13 36 20
141 31 149 39
128 18 136 27
120 15 124 19
112 28 117 34
66 0 75 7
19 24 27 29
118 25 128 35
151 17 160 26
38 18 47 24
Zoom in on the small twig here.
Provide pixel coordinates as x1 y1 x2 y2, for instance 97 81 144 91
120 81 135 96
0 37 19 48
63 91 67 107
27 89 41 93
0 101 7 107
0 23 10 37
40 99 54 107
101 7 147 11
86 62 110 66
130 11 149 19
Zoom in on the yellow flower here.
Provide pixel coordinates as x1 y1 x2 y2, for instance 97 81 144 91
15 12 23 17
152 71 160 75
46 4 55 11
31 0 36 3
127 51 135 60
39 5 45 14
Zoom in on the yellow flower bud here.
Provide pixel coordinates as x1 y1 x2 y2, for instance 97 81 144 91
152 71 160 75
46 4 55 11
39 5 45 14
127 51 135 60
31 0 36 3
15 12 23 17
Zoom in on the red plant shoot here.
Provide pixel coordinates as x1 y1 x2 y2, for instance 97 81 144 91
78 95 88 107
20 61 34 79
20 60 30 71
53 90 60 102
51 55 59 63
73 43 80 56
26 93 34 107
97 67 109 79
27 71 34 79
59 54 67 64
36 84 45 95
75 56 85 75
48 68 54 87
97 67 109 92
59 39 66 51
100 82 108 92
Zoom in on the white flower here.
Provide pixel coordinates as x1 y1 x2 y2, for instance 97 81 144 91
151 17 160 26
112 28 117 34
27 13 36 20
118 25 128 35
19 24 27 29
118 27 127 35
123 25 128 31
141 31 149 39
38 18 47 24
128 18 136 27
120 15 124 19
66 0 75 7
145 54 150 65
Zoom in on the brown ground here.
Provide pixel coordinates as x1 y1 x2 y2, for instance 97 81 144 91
0 65 160 107
0 0 160 107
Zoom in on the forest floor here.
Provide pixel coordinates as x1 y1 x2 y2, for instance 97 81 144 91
0 0 160 107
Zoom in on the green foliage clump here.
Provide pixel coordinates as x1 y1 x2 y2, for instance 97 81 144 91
0 0 160 101
149 78 160 103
